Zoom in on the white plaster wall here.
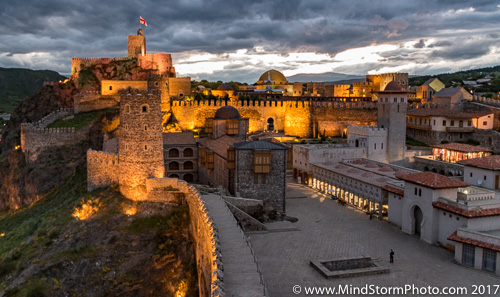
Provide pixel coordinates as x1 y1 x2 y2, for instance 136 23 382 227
388 193 403 227
464 166 498 190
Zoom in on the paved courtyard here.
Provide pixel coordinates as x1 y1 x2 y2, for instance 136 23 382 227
249 180 499 297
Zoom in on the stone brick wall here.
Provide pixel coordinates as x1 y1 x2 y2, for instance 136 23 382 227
168 77 191 97
71 57 130 77
20 108 95 162
138 53 175 75
86 149 119 191
145 177 189 203
184 186 224 297
236 149 287 212
118 89 165 201
101 80 148 95
74 92 120 113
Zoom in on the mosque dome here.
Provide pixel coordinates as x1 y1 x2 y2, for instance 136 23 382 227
217 83 233 91
257 69 287 85
383 81 403 92
214 106 241 119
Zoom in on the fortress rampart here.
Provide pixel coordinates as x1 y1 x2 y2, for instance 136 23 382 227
87 149 119 191
185 186 224 297
20 108 92 162
74 92 120 113
347 125 387 137
71 57 130 77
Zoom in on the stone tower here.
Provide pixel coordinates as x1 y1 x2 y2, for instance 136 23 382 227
128 29 146 58
377 81 407 163
147 74 170 111
119 88 164 200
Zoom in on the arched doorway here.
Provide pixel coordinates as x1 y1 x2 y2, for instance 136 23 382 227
184 173 194 182
267 118 274 131
414 206 423 236
169 174 179 179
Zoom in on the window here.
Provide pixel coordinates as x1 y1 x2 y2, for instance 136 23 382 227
206 151 214 169
124 104 130 113
484 175 487 181
109 86 113 91
141 105 149 113
374 143 376 150
205 119 213 133
443 120 446 126
169 148 179 158
144 145 148 150
381 143 383 150
462 244 475 267
468 120 472 126
451 120 454 126
414 187 417 195
183 148 194 157
393 98 397 103
226 120 239 135
254 150 271 173
169 161 179 170
483 121 488 126
199 147 206 163
144 125 148 131
483 249 496 272
433 120 436 125
470 172 473 177
227 147 236 169
418 189 422 196
184 161 194 170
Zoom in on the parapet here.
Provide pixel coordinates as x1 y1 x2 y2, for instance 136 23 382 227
347 125 387 137
87 149 119 192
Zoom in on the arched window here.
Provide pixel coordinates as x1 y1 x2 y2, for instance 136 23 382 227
184 161 194 170
183 148 194 157
169 148 180 158
183 173 194 182
124 104 130 113
169 162 179 170
141 105 149 113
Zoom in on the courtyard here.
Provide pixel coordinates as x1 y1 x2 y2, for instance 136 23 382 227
249 180 499 297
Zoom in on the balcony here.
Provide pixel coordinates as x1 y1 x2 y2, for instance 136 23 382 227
407 123 432 130
446 126 474 133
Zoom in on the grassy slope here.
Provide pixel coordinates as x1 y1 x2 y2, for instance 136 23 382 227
0 68 66 114
0 172 197 296
47 108 118 130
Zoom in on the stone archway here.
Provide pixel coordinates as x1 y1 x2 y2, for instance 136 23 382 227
267 117 275 131
413 206 423 236
184 173 194 182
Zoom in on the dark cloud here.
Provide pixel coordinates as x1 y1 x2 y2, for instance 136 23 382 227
0 0 499 80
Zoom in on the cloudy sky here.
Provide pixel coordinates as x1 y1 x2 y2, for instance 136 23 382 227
1 0 500 83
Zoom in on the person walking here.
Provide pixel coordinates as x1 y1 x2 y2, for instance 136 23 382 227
390 249 394 263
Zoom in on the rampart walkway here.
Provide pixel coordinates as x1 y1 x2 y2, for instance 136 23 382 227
202 194 267 297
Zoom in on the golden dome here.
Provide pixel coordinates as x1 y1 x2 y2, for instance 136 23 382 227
257 69 287 85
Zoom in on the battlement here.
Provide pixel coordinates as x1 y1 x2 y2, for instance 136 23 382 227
87 149 119 164
347 125 387 137
185 185 224 296
472 95 500 107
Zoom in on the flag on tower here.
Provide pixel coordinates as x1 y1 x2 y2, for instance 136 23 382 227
140 16 148 26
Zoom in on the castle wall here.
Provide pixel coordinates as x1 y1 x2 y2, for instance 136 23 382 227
184 185 224 297
170 99 377 137
74 92 120 113
86 150 119 191
138 53 175 75
71 57 130 77
128 34 146 58
168 77 192 97
146 177 189 203
19 108 95 163
101 80 148 95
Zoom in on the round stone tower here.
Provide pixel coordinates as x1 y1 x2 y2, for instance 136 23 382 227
118 88 164 200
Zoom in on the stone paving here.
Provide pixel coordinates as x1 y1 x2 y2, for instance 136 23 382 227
202 194 266 297
249 181 499 297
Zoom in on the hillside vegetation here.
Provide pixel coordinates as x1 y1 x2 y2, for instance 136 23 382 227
0 171 197 296
0 68 66 114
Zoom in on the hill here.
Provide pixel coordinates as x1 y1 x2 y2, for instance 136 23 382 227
0 171 196 296
410 65 500 92
0 68 66 114
287 72 363 83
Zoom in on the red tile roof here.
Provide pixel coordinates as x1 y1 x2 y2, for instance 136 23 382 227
433 201 500 218
407 108 491 119
431 143 492 153
382 185 404 196
163 131 196 145
457 155 500 170
448 231 500 252
398 172 469 189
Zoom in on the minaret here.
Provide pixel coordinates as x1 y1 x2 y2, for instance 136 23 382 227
376 81 408 163
118 88 164 200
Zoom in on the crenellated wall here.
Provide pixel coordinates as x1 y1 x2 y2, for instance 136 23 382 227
20 108 90 162
86 149 119 191
184 186 225 297
170 99 377 137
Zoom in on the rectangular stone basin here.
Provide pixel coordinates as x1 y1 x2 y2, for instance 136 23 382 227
310 256 389 278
